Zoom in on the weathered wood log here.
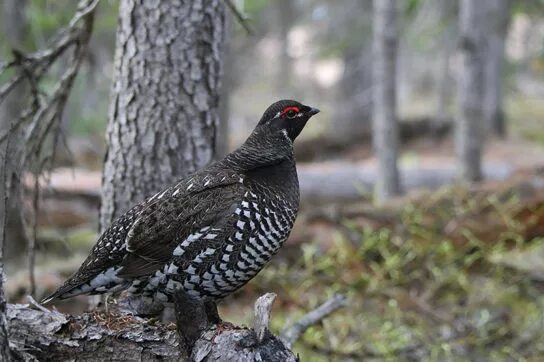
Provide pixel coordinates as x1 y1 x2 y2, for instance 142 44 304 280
5 294 296 362
5 291 346 361
7 304 180 361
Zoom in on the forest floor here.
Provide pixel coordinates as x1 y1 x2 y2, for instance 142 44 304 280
5 136 544 360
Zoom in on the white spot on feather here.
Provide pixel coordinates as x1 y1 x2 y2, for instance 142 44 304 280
167 263 179 274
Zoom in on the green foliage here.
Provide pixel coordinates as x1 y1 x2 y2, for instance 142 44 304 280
243 0 270 15
26 0 78 50
248 188 544 360
404 0 423 18
508 95 544 145
513 0 544 16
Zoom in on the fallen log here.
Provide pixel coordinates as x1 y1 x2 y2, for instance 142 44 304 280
5 293 345 361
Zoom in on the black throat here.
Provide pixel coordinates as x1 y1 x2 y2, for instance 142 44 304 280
219 128 294 173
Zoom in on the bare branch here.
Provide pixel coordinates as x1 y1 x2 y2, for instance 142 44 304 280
26 295 50 314
0 1 97 337
280 294 347 349
28 172 39 296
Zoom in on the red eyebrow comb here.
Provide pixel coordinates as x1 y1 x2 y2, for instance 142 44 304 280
281 106 300 115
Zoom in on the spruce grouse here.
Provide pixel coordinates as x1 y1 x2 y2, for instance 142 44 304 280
43 100 319 305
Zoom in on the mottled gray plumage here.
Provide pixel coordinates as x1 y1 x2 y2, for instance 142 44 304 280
43 100 319 304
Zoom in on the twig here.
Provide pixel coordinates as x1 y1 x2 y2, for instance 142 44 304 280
280 294 347 349
253 292 277 343
26 295 50 314
223 0 253 35
28 171 40 296
0 1 97 294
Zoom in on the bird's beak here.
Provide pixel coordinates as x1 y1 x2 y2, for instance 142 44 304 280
307 107 320 116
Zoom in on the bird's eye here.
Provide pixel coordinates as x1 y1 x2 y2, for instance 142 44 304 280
286 109 297 119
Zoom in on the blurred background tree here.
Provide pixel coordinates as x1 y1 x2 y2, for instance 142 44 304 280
0 0 28 260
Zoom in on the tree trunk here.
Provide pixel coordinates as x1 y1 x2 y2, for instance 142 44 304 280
456 0 485 182
100 0 225 230
216 15 234 158
333 0 373 145
483 0 511 137
372 0 401 202
0 0 28 262
275 0 295 95
336 47 373 143
433 0 456 137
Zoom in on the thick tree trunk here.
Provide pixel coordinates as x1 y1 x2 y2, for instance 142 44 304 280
456 0 485 182
0 0 28 261
483 0 510 137
372 0 401 202
100 0 225 230
216 15 234 158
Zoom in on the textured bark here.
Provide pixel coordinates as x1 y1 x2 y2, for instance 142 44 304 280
456 0 486 182
0 0 28 261
5 297 298 362
372 0 401 201
216 15 234 158
0 264 10 361
6 304 179 361
100 0 225 230
483 0 511 137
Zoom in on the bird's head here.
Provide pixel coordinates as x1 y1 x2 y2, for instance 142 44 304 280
256 99 320 141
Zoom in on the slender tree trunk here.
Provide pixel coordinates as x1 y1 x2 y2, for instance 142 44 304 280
372 0 401 202
333 0 373 144
0 0 28 261
433 0 456 137
456 0 485 182
100 0 225 230
483 0 510 137
336 47 373 143
275 0 295 94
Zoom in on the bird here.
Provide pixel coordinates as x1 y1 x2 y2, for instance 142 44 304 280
42 100 319 308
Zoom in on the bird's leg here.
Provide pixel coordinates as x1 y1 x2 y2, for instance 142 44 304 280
204 299 236 331
173 289 211 356
203 299 221 324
